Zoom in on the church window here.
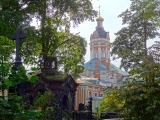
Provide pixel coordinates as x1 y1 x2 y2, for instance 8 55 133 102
102 50 105 58
94 92 98 97
95 51 98 58
52 61 55 68
45 61 49 68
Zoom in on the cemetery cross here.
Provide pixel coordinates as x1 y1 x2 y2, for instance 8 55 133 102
10 27 26 96
11 27 26 69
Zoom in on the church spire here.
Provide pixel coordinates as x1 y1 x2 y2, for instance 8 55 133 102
99 5 101 17
96 5 104 28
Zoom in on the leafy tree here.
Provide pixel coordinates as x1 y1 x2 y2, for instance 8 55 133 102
21 0 95 76
111 0 160 71
0 0 32 38
0 0 97 76
102 42 160 119
100 88 124 114
105 2 160 118
101 74 160 120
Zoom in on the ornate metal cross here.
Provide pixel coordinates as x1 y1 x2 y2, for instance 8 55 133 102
11 27 26 68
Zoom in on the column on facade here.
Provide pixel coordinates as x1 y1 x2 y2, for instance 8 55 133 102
82 89 83 103
106 45 108 60
90 48 92 59
84 89 86 104
80 89 82 103
108 46 110 60
98 43 101 59
92 44 95 59
91 43 93 59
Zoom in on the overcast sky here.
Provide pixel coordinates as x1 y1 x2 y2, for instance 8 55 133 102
70 0 132 67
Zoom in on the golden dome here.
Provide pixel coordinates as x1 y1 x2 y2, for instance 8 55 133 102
96 16 104 21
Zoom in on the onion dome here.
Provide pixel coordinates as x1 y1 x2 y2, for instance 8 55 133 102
96 16 104 21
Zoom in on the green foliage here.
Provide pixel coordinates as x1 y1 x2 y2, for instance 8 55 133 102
110 2 160 118
102 52 160 119
0 0 96 76
12 0 94 77
94 107 101 119
0 0 30 38
101 73 160 120
102 34 160 120
111 0 160 71
121 76 160 120
0 36 15 62
0 95 40 120
100 88 124 114
30 91 55 120
32 91 52 110
0 58 39 120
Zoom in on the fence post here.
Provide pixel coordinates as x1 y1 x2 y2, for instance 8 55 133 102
89 97 93 120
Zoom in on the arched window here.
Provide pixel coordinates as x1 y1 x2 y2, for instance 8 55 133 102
52 61 55 68
45 61 49 68
102 50 105 58
95 51 98 58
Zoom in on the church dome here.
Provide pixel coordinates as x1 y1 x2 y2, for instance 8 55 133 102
96 16 104 21
92 28 106 38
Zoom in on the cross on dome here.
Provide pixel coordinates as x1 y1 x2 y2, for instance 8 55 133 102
96 5 104 21
98 5 101 17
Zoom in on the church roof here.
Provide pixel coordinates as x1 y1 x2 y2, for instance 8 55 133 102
92 28 107 38
84 58 128 76
96 28 106 38
84 58 108 70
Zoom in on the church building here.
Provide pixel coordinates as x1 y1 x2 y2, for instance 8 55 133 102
75 14 127 111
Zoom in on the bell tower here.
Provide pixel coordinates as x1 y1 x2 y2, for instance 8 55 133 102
89 6 110 69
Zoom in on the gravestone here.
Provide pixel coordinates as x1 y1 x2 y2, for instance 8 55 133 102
78 103 84 111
